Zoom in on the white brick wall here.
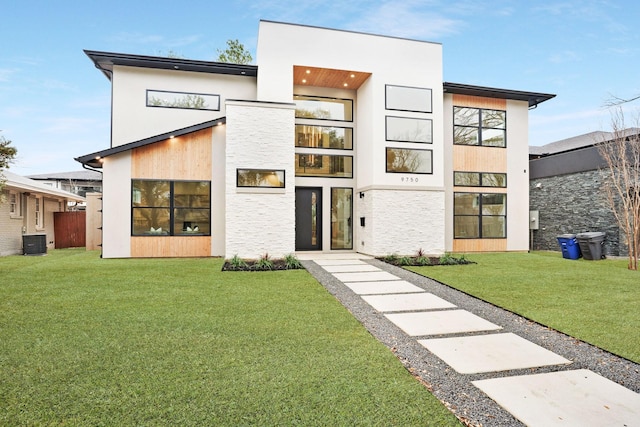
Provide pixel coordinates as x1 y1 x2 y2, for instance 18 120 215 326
225 101 296 259
357 188 445 256
0 190 24 256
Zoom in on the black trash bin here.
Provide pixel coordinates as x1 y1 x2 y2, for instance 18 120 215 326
576 232 606 260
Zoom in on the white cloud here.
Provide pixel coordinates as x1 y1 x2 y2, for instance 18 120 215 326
0 68 18 83
548 50 581 64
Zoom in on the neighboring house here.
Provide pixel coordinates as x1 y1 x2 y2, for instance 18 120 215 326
1 170 85 256
529 128 639 256
76 20 554 259
26 170 102 198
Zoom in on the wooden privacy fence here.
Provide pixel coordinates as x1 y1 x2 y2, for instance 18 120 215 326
54 211 86 249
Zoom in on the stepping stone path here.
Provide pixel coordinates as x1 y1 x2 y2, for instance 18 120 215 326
301 254 640 426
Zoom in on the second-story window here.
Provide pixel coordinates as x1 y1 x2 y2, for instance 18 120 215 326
454 107 506 147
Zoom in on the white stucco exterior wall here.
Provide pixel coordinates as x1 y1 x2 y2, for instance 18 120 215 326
506 99 530 251
111 66 256 147
225 100 296 259
101 152 132 258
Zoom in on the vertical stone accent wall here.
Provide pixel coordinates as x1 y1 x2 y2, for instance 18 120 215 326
225 101 296 259
357 188 445 256
530 169 623 256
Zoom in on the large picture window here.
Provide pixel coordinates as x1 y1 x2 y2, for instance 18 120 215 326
385 85 432 113
454 107 506 147
294 95 353 121
295 125 353 150
146 90 220 111
237 169 285 188
132 180 211 236
295 154 353 178
386 148 433 174
454 192 506 238
386 116 432 143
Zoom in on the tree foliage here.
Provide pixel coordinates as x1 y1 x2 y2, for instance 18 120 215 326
0 133 17 192
216 39 252 64
597 110 640 270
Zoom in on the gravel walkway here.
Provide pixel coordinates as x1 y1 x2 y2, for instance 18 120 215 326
301 258 640 426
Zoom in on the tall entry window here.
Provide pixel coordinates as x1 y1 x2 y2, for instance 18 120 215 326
331 188 353 250
132 179 211 236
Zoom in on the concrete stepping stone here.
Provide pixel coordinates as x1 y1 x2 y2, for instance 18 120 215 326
333 271 399 282
322 264 380 273
314 259 369 266
385 310 502 336
419 333 571 374
362 293 456 312
343 280 425 295
473 369 640 426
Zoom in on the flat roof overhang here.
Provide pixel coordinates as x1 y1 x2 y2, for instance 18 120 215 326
84 50 258 80
75 118 226 169
444 82 555 108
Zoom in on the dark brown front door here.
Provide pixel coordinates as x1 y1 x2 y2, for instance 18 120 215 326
295 187 322 251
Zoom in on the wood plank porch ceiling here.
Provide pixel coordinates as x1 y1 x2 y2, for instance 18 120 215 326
293 66 371 90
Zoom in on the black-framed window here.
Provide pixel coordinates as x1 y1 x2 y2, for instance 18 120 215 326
294 95 353 121
146 90 220 111
385 84 432 113
386 147 433 174
454 192 506 239
454 172 507 187
331 187 353 250
295 125 353 150
386 116 432 143
295 154 353 178
237 169 285 188
454 107 506 147
132 179 211 236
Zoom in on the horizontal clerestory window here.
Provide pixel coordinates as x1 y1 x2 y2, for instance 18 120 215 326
146 90 220 111
132 180 211 236
454 172 507 187
454 107 506 147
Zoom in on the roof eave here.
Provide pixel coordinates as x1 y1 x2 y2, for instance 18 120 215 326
84 50 258 81
75 117 226 168
444 82 556 108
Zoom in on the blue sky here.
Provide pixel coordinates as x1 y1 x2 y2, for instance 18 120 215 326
2 0 639 175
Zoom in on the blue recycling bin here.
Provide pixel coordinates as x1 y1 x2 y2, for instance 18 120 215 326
557 234 581 260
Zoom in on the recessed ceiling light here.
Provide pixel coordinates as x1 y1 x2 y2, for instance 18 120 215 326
343 83 348 87
170 135 175 139
350 74 355 78
302 79 307 83
305 69 311 74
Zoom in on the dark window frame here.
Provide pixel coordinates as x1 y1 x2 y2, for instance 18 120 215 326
385 147 434 175
293 94 354 122
385 115 433 143
236 169 286 188
453 171 507 188
453 106 507 148
385 84 433 113
330 187 354 250
295 154 354 178
131 179 211 236
453 192 507 239
295 124 354 151
146 89 221 111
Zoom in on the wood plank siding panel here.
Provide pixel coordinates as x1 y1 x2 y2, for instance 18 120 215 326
131 128 213 180
131 127 213 257
452 95 508 252
453 239 507 252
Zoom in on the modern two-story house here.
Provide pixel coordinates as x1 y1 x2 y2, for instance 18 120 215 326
76 20 554 259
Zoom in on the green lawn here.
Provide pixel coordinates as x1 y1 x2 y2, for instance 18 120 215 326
0 249 459 426
409 251 640 363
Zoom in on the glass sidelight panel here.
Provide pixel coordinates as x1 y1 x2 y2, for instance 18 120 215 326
311 190 318 246
331 188 353 250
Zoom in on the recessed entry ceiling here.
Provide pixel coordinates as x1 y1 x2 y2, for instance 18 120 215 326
293 66 371 90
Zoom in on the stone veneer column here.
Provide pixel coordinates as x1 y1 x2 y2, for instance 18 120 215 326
224 100 296 259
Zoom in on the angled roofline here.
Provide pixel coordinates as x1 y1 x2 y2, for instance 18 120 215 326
259 19 442 46
75 117 226 168
84 50 258 81
3 171 86 202
443 82 556 108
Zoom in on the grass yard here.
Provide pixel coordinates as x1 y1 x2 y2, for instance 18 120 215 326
409 251 640 363
0 249 459 426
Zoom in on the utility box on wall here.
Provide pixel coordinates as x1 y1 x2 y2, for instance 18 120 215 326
529 210 539 230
